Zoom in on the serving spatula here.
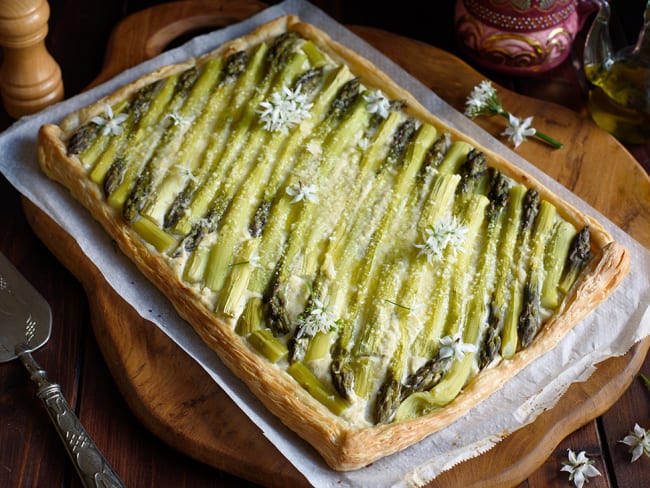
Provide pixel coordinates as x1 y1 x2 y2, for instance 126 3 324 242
0 251 125 488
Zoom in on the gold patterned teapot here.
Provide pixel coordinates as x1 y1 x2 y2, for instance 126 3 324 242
455 0 596 75
584 0 650 143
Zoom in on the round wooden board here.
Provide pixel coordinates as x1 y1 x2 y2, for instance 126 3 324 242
23 2 650 487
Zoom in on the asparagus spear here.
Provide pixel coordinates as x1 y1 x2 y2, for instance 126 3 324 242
89 67 196 187
206 67 354 298
79 74 169 171
419 131 451 179
214 198 271 316
248 328 288 363
436 140 473 174
102 158 127 197
235 296 264 336
418 171 509 407
131 216 178 252
478 183 527 369
456 148 487 196
402 194 489 398
541 220 578 309
269 94 371 291
328 121 437 399
287 362 348 415
230 76 364 334
144 51 251 226
217 238 261 318
518 199 557 348
558 225 591 295
172 34 305 235
260 94 369 336
67 122 101 158
374 359 403 424
110 57 224 214
500 188 540 359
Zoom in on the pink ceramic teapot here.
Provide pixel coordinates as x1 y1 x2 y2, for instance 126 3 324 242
454 0 597 75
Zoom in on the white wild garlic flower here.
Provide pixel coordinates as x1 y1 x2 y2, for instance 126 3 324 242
247 250 263 269
363 90 391 119
438 333 477 362
296 296 339 338
172 164 197 183
560 449 601 488
502 113 536 149
619 423 650 463
464 80 562 149
415 216 468 263
258 85 313 133
286 180 318 204
464 80 500 118
91 104 129 136
167 112 191 128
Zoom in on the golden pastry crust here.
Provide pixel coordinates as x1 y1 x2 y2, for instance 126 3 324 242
37 15 629 470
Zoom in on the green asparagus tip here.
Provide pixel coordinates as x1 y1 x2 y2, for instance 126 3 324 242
374 377 402 424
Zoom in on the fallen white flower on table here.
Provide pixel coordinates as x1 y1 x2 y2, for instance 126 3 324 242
464 80 563 150
502 114 537 149
464 80 501 118
619 423 650 463
560 449 601 488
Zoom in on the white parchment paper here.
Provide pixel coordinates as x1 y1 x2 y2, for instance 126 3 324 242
1 1 649 486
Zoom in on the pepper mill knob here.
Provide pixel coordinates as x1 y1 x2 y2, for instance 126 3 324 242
0 0 63 118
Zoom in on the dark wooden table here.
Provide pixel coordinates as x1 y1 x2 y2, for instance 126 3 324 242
1 1 648 487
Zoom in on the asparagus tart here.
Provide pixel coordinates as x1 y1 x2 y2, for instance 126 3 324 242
37 15 629 470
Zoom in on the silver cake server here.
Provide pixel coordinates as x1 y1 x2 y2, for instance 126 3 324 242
0 251 125 488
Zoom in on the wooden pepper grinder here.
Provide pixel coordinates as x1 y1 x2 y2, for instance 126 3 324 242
0 0 63 118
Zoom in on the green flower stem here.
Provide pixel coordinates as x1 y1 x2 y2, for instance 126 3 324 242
496 111 563 149
641 373 650 390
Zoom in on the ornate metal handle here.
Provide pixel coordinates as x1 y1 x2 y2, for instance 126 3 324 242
17 345 125 488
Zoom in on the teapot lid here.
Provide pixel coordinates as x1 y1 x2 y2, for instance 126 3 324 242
463 0 577 32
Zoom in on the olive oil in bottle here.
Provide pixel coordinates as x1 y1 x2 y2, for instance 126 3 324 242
585 60 650 144
583 1 650 144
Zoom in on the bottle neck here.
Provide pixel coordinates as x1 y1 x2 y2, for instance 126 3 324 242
632 2 650 60
584 0 613 71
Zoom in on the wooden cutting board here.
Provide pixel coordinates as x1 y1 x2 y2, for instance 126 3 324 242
23 1 650 486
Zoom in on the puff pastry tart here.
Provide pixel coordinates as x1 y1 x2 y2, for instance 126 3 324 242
37 15 630 470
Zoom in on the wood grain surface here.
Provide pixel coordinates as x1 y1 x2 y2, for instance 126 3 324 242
17 1 650 487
